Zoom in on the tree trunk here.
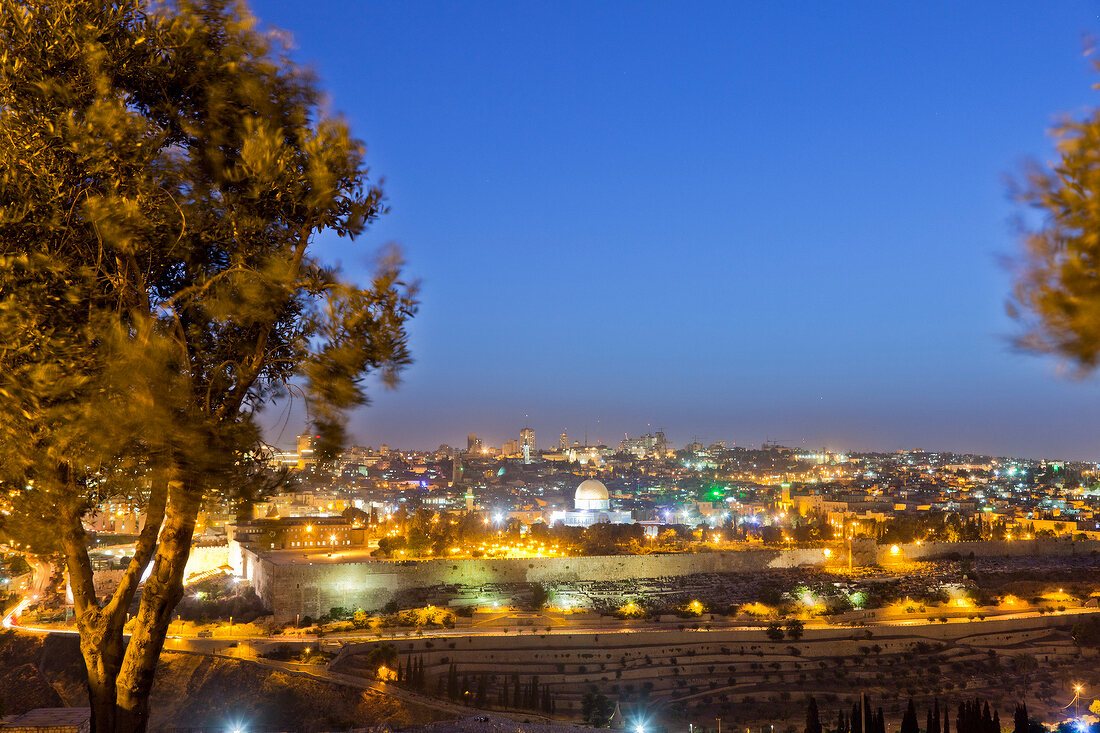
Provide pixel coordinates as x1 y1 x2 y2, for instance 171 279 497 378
60 495 123 733
114 482 200 733
58 467 169 733
78 619 124 733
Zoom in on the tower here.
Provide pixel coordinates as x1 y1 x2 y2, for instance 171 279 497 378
558 430 568 451
520 427 535 465
296 433 316 469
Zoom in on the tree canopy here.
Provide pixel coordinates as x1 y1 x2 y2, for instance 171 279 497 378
1010 61 1100 372
0 1 415 731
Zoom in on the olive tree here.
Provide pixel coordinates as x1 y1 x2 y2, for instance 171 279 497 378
0 1 416 731
1009 62 1100 371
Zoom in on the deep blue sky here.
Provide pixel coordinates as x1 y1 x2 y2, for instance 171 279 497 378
251 0 1100 460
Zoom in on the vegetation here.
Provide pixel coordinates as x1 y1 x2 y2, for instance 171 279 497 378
1009 59 1100 371
0 1 414 731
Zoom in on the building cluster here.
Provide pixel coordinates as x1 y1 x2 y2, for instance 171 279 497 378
15 429 1097 586
218 431 1100 551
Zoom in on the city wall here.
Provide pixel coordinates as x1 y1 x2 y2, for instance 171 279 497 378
183 544 229 578
90 544 229 597
245 548 828 622
245 538 1100 622
878 538 1100 563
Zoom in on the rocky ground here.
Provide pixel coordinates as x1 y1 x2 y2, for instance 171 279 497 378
0 631 448 731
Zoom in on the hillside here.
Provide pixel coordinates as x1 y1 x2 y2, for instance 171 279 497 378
0 631 447 731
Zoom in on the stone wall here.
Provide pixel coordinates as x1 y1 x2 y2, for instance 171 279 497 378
248 537 1100 622
877 537 1100 563
248 548 829 622
183 544 229 578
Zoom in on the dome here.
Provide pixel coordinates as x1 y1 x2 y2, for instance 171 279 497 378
575 479 609 502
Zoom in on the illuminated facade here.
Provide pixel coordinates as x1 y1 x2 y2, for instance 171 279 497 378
549 479 631 527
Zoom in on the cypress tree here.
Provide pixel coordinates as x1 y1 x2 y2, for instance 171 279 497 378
992 710 1000 733
932 699 941 733
928 708 935 733
1013 703 1028 733
981 702 993 733
836 709 846 733
476 674 487 706
901 698 919 733
853 703 863 733
943 705 949 733
447 663 458 700
806 696 823 733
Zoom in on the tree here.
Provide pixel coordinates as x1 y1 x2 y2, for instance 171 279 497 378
365 644 398 676
0 2 415 732
1009 61 1100 371
766 621 785 641
786 617 805 640
900 699 919 733
1014 704 1029 733
529 582 548 611
805 696 823 733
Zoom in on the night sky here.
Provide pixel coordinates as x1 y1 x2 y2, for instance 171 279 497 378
250 1 1100 460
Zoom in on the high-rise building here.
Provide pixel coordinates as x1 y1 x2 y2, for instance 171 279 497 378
617 432 668 458
558 431 568 451
520 428 535 452
467 433 481 453
296 433 316 469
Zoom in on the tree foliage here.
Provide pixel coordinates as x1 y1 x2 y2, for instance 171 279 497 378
1009 62 1100 371
0 1 415 731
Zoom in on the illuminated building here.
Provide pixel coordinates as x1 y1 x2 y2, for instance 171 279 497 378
296 433 317 469
520 427 535 452
549 479 632 527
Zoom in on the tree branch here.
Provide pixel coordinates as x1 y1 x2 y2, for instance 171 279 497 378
58 465 98 616
103 478 168 621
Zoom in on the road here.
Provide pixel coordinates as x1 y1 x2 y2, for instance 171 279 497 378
8 600 1100 645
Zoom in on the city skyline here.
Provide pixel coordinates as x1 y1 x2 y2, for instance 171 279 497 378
250 1 1100 460
265 419 1098 464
